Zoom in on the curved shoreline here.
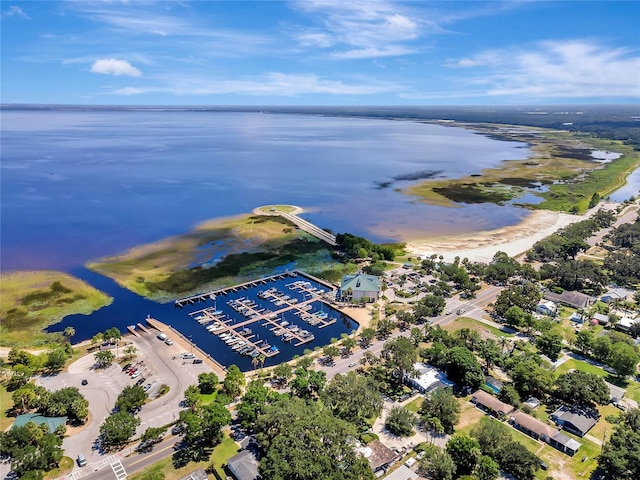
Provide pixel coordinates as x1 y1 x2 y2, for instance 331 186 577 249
405 208 590 263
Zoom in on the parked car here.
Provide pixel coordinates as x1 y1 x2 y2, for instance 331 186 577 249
348 362 357 367
192 359 203 364
183 353 195 359
131 370 143 379
136 377 145 386
143 383 152 391
164 338 173 345
122 363 131 372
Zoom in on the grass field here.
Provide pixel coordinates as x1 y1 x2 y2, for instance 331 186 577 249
442 316 514 338
406 125 640 214
0 270 112 347
0 383 14 431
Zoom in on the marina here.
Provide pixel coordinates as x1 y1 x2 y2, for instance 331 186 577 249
181 271 343 360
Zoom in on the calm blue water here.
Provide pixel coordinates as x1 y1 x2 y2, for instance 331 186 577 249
2 109 536 363
51 268 355 371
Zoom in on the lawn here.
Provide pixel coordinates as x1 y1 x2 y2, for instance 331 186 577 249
443 316 514 338
0 383 14 431
405 397 423 414
129 432 239 480
555 358 640 402
459 410 602 480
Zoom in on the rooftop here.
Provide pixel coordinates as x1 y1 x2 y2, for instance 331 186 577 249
543 290 593 309
408 363 454 392
511 411 558 439
340 273 381 292
359 440 398 471
472 390 515 415
227 450 260 480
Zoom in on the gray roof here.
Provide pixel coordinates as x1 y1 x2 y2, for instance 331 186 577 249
605 381 626 402
340 273 380 293
178 469 209 480
383 465 420 480
227 450 259 480
592 313 610 323
543 290 593 309
552 407 598 435
551 431 582 452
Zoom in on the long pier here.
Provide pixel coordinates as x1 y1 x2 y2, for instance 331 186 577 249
175 271 298 308
253 205 337 246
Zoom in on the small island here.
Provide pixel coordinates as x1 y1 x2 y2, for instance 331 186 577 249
0 271 113 347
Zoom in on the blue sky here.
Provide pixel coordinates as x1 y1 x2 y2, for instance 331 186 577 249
1 1 639 105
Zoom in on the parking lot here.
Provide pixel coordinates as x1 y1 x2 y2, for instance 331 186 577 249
35 329 213 474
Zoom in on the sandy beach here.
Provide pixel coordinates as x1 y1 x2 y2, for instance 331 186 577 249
406 209 588 263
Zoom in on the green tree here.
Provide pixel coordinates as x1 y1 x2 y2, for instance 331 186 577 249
290 367 326 399
385 406 417 437
444 346 484 390
94 349 115 368
446 434 481 476
222 364 246 397
0 422 63 478
420 388 460 434
498 384 521 407
272 363 293 386
381 336 417 383
535 331 563 361
555 370 609 406
115 385 147 412
376 318 395 339
255 396 374 480
183 385 201 411
475 455 500 480
320 372 382 427
323 345 340 363
359 327 376 348
418 447 456 480
414 294 446 319
197 372 219 394
140 426 165 449
608 342 640 378
477 339 501 373
99 412 140 450
237 380 281 431
63 326 75 344
598 408 640 480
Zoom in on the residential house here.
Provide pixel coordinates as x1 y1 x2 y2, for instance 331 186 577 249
510 411 581 456
591 313 610 325
604 381 626 403
340 273 381 302
601 288 633 304
570 312 585 324
227 450 260 480
178 469 209 480
616 316 640 333
551 406 598 437
523 397 541 410
382 465 423 480
536 301 557 317
358 440 398 474
405 363 454 394
543 290 593 309
471 390 515 419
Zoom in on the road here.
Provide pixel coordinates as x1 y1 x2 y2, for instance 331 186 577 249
586 202 638 247
73 435 182 480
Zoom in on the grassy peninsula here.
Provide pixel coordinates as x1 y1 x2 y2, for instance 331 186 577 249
0 271 112 347
406 124 640 212
87 213 348 301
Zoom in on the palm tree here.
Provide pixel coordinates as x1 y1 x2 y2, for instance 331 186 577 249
63 326 75 344
258 353 266 371
498 336 510 354
251 355 259 373
124 345 137 359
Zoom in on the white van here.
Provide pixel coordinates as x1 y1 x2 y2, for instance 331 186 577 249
77 453 87 467
183 353 195 359
157 333 167 341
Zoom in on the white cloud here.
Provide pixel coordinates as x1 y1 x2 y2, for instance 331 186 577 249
291 0 422 59
91 58 142 77
1 5 29 19
107 72 398 97
446 40 640 98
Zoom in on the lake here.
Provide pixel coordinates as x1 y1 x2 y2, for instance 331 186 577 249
2 108 536 359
